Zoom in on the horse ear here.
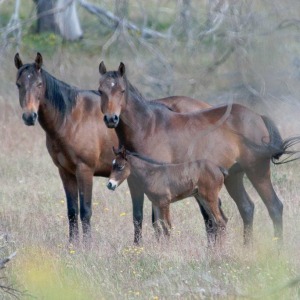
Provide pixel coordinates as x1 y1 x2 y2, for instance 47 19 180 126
99 61 107 75
35 52 43 71
14 53 23 69
118 62 125 77
121 145 127 159
112 146 118 155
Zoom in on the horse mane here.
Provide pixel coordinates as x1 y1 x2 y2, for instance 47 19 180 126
126 150 167 166
127 78 173 110
42 69 79 115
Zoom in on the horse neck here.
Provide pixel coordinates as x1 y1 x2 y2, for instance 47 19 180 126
127 154 159 179
117 82 153 146
38 70 77 134
127 152 165 181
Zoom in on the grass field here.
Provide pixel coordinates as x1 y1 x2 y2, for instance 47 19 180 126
0 51 300 300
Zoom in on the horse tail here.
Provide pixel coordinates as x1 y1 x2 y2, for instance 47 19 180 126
261 115 300 164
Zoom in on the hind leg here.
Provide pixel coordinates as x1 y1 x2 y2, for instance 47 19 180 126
225 166 255 245
245 160 283 240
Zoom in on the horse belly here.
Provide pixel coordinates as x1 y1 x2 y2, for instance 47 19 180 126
146 178 196 206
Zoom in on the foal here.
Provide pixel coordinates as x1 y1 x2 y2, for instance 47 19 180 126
108 147 228 245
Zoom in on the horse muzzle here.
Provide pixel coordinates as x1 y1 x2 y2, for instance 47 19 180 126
22 112 38 126
103 114 119 128
107 180 118 191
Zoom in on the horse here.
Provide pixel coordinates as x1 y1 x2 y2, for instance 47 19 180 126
108 146 228 246
97 61 300 245
14 52 215 244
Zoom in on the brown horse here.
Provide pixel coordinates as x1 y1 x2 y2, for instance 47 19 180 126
14 53 214 244
108 146 228 245
98 61 299 245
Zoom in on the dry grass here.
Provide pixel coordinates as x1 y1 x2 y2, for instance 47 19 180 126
1 42 300 299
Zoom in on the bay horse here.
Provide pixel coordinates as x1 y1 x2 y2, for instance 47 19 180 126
108 146 228 246
14 53 213 244
97 61 299 245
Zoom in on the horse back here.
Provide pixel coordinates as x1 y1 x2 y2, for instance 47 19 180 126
154 96 211 113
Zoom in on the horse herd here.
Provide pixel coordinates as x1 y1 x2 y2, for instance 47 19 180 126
14 52 300 248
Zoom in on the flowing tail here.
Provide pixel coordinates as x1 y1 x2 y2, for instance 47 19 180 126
261 115 300 164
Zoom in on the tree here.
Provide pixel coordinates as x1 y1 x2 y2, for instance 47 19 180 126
33 0 58 33
33 0 83 40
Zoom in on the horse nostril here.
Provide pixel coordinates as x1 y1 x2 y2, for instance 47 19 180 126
103 115 108 124
32 112 37 120
22 112 37 126
113 115 119 123
107 181 116 191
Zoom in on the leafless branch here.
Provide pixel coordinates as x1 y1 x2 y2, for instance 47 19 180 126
0 252 16 270
199 0 229 39
1 0 21 53
78 0 169 39
206 45 235 73
0 278 23 300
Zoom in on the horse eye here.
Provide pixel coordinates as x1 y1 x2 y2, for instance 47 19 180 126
16 83 21 89
37 82 42 88
117 165 125 171
98 90 103 96
121 90 125 94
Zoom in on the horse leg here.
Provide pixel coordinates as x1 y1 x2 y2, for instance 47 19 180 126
59 168 79 243
224 169 254 245
153 204 171 240
194 195 218 246
245 161 283 241
203 192 227 248
76 164 93 244
152 205 162 240
159 204 172 238
127 176 145 245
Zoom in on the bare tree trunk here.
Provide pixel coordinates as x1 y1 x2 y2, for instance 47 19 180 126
56 0 83 40
33 0 58 33
33 0 82 40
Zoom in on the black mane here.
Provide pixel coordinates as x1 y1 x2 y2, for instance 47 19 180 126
126 150 167 165
42 69 79 115
126 77 173 111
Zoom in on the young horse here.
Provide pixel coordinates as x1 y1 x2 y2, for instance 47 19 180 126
108 146 228 245
98 61 299 245
14 53 213 244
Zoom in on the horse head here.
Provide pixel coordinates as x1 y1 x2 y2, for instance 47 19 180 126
98 61 126 128
14 52 45 126
107 145 130 190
